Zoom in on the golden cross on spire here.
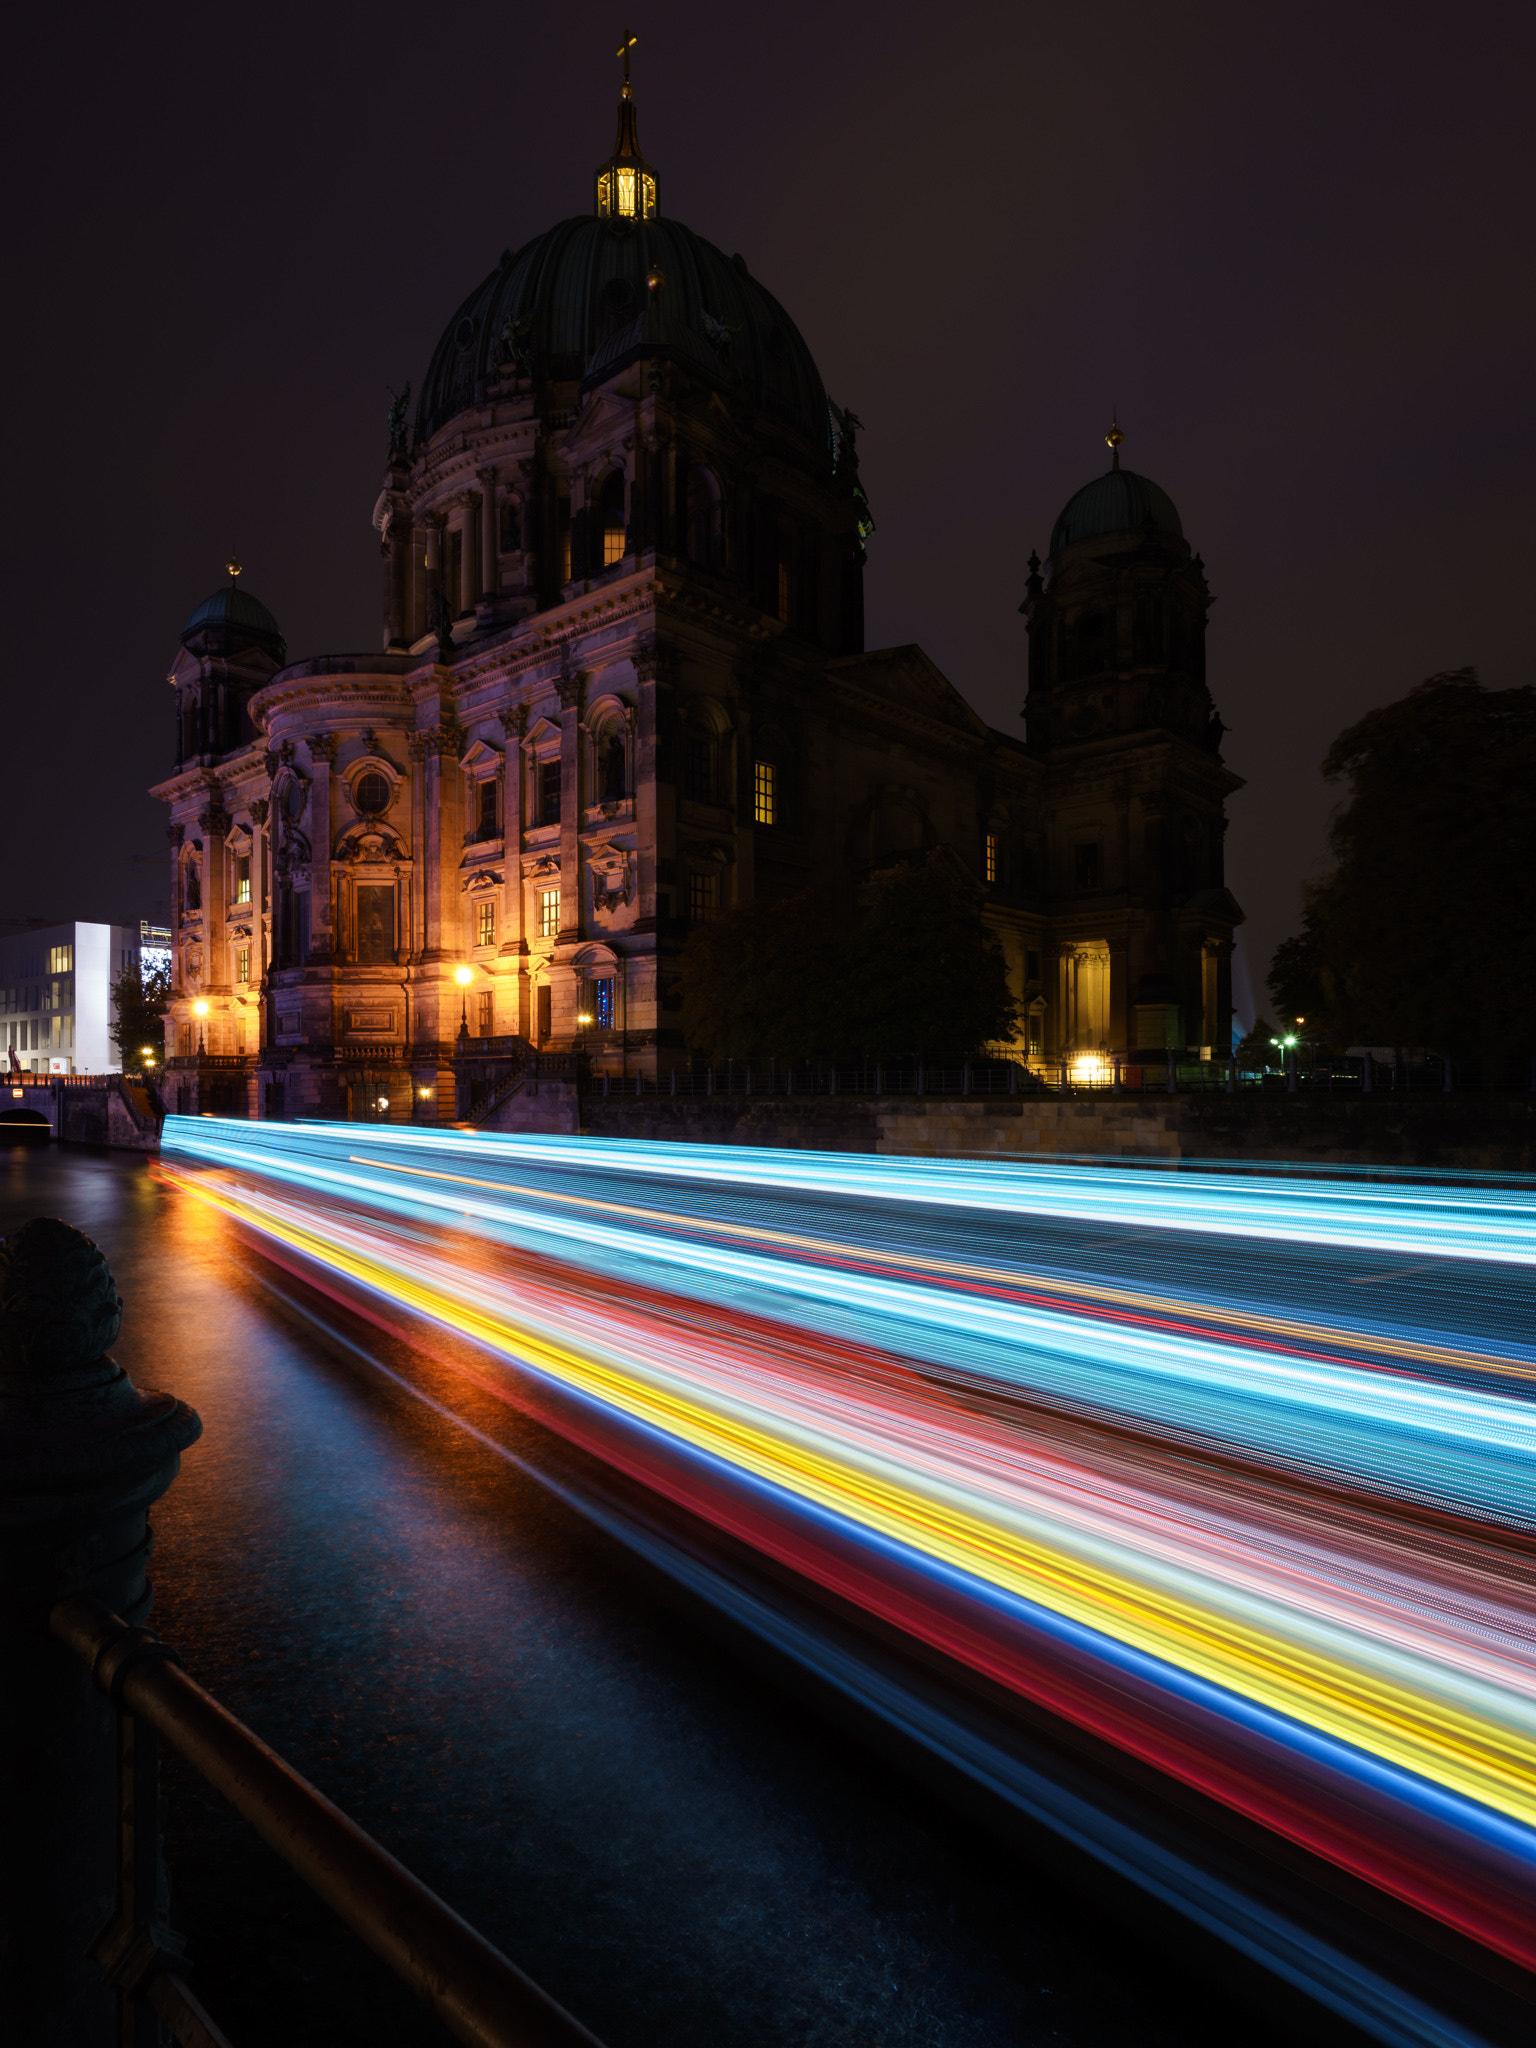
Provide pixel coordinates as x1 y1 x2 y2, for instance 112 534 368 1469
616 30 637 96
1105 408 1124 469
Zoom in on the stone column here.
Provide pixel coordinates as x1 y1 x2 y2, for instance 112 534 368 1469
306 734 337 964
249 797 270 1047
0 1220 202 2044
458 500 478 616
557 672 585 946
499 706 528 1036
166 823 185 995
478 469 499 602
197 794 229 1046
382 520 406 649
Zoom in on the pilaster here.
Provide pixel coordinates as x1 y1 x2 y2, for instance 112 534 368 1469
305 734 337 962
557 671 586 941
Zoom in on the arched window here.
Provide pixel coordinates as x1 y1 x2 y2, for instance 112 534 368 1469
499 493 522 553
686 467 723 569
602 732 627 802
599 470 627 569
775 519 797 626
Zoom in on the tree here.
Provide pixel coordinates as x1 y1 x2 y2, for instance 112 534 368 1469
842 853 1017 1059
1234 1017 1282 1069
679 888 843 1060
1268 669 1536 1065
680 851 1018 1061
109 960 171 1068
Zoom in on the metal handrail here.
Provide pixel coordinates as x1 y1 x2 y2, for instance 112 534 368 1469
50 1596 605 2048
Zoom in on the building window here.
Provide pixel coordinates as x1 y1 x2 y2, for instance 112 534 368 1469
984 833 999 884
476 900 495 947
689 871 718 922
478 778 498 837
686 467 723 569
355 771 390 817
356 885 394 965
754 760 777 826
601 732 626 802
477 990 493 1036
599 470 626 568
536 983 552 1039
1074 843 1101 891
593 978 615 1029
539 888 561 939
237 946 250 984
48 945 72 974
684 734 713 804
180 1023 192 1056
235 855 251 904
539 759 562 826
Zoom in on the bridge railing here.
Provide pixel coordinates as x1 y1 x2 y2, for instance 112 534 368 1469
49 1597 605 2048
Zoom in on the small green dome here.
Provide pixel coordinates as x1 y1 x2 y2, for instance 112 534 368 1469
1050 467 1183 556
181 586 286 661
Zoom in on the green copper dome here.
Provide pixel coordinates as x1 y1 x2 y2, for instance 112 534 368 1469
415 215 830 457
1050 467 1183 556
180 586 286 662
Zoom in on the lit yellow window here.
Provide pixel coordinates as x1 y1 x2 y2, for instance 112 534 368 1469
754 760 776 826
615 167 636 216
477 901 495 947
985 833 998 884
48 945 73 973
560 527 572 583
603 524 625 568
642 174 656 218
237 946 250 984
539 888 561 939
597 172 611 216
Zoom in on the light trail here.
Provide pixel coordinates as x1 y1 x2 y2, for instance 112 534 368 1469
158 1119 1536 2038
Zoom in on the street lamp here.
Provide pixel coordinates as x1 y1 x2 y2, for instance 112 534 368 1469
454 965 473 1036
192 998 209 1055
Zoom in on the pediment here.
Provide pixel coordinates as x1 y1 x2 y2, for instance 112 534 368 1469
827 645 990 736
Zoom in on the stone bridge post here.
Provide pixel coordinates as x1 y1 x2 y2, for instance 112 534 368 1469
0 1220 202 2041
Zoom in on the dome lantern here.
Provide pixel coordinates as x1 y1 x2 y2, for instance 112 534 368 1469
594 32 658 222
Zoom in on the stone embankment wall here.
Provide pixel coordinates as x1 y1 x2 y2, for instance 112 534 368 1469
576 1091 1536 1171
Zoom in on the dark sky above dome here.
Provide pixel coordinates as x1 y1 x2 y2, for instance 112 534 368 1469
5 0 1533 993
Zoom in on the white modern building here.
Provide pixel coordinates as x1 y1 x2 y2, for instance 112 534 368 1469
0 920 151 1074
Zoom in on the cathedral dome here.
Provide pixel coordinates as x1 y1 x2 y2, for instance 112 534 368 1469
414 216 829 456
1050 466 1183 556
180 582 286 662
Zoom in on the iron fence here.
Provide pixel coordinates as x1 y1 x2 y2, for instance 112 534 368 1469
49 1596 605 2048
585 1055 1536 1101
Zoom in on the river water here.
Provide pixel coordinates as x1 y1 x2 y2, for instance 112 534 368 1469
2 1140 1314 2048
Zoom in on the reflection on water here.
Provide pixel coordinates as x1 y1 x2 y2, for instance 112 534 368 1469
0 1144 1282 2048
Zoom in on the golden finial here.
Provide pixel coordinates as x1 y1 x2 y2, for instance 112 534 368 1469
1105 410 1124 470
616 30 637 97
226 555 243 582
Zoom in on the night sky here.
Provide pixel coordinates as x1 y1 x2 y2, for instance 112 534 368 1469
8 1 1532 1008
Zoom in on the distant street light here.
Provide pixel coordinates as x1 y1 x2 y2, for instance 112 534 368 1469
454 965 472 1033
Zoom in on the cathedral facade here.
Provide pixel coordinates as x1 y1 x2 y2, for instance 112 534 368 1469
153 74 1242 1122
